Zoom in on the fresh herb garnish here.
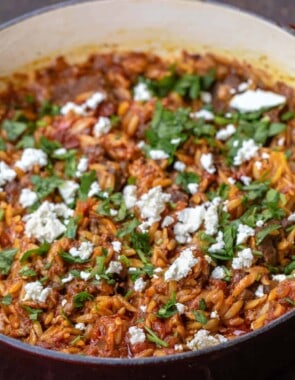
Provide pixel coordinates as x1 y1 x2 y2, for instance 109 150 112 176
256 224 281 245
0 137 6 151
16 135 35 149
32 175 64 200
0 248 18 275
39 136 61 155
193 310 208 325
157 293 177 319
64 216 80 239
20 242 50 263
2 120 27 141
59 251 90 264
73 291 94 308
144 326 168 348
39 100 60 117
175 172 200 193
79 170 97 200
19 266 37 278
284 297 295 307
116 218 140 238
199 298 206 311
1 294 12 305
23 306 43 321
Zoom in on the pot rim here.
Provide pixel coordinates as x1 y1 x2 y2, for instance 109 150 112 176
0 0 294 366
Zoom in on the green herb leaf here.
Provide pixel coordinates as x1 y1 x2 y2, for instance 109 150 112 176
268 122 286 137
256 224 281 245
64 216 80 239
280 111 294 122
32 175 64 199
175 172 200 193
0 137 6 151
199 298 206 311
1 294 12 305
157 293 177 319
20 242 50 263
0 248 18 275
39 136 61 155
73 291 94 308
284 297 295 307
116 218 140 238
193 310 208 325
284 261 295 275
2 120 28 141
79 170 97 200
144 326 168 348
19 266 37 278
59 251 90 264
130 232 150 255
23 306 43 321
39 100 60 117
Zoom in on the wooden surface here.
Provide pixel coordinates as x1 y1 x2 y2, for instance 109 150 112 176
0 0 294 26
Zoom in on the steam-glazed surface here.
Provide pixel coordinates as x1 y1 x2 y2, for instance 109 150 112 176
0 51 294 358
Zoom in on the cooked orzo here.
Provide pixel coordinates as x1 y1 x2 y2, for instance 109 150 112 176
0 51 294 358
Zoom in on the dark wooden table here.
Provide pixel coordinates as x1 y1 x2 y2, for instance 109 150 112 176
0 0 294 379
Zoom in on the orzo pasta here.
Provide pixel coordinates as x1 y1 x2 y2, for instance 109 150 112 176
0 51 294 358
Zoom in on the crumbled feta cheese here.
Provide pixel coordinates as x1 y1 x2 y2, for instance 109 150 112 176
210 310 220 319
255 285 265 298
19 188 38 208
233 140 239 148
176 303 186 314
230 89 286 113
233 139 259 166
200 91 212 104
84 92 106 110
0 161 16 187
62 273 74 283
272 274 287 282
211 266 225 280
236 224 255 245
110 209 118 216
204 197 221 236
255 161 262 170
237 81 251 93
58 180 79 204
256 220 264 227
288 213 295 222
93 116 111 137
88 181 101 198
222 200 229 212
61 299 67 307
277 137 285 146
140 305 147 313
228 177 236 185
171 138 181 145
75 157 88 177
128 326 146 345
187 329 227 351
60 102 86 116
15 149 48 172
75 323 86 331
137 140 145 149
200 153 216 174
80 271 91 281
133 83 152 102
216 124 236 141
106 261 122 275
123 185 137 209
232 248 254 270
191 109 214 121
174 161 186 172
187 183 199 195
165 248 199 282
24 201 73 243
54 148 67 156
204 255 213 264
208 231 224 253
111 241 122 253
136 186 171 226
149 150 169 160
174 206 205 243
138 222 150 233
174 344 183 352
23 281 50 303
134 277 146 292
261 152 270 160
240 175 252 186
69 241 94 261
161 215 174 228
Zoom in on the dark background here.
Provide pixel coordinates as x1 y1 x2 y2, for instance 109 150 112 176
0 0 294 26
0 0 294 379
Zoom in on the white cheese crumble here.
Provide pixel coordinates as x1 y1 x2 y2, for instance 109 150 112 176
200 153 216 174
23 281 50 303
149 150 169 160
232 248 254 270
88 181 101 198
136 186 171 226
23 201 73 243
75 323 86 331
134 277 147 292
111 241 122 253
62 273 74 284
230 89 286 113
58 180 79 204
60 102 87 116
93 116 111 137
174 161 186 172
15 149 48 172
140 305 147 313
210 310 220 319
237 81 251 93
187 329 227 351
272 274 287 282
255 285 265 298
191 109 214 121
211 266 225 280
123 185 137 209
228 177 236 185
174 206 205 243
174 344 184 352
61 299 67 307
75 157 88 177
161 215 174 228
216 124 236 141
176 303 186 314
61 92 106 115
233 139 260 166
171 138 181 145
208 231 225 253
164 248 199 282
187 183 199 195
133 82 152 102
287 213 295 222
128 326 146 345
261 152 270 160
69 241 94 261
19 188 38 208
110 209 118 216
0 161 16 187
256 220 264 227
84 92 106 110
240 175 252 186
200 91 212 104
106 261 122 275
204 197 221 236
236 224 255 245
255 161 262 170
80 271 91 281
54 148 67 156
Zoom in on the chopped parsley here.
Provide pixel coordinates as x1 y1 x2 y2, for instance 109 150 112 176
64 216 80 239
1 294 12 305
0 248 18 275
193 310 208 325
73 291 94 308
175 172 200 193
2 120 27 141
59 251 90 264
144 326 168 348
32 175 64 200
20 242 50 263
157 293 177 319
79 170 97 200
256 224 281 245
23 306 43 321
19 266 37 278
